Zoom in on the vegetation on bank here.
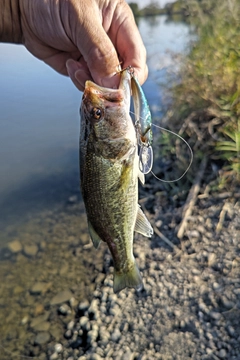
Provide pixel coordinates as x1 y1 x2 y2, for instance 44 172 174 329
129 0 229 18
161 0 240 188
128 0 216 18
128 2 167 17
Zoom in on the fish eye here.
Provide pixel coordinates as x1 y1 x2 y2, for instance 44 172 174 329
91 107 102 120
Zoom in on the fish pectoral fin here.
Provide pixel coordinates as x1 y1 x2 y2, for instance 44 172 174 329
88 221 102 249
138 169 145 185
113 260 143 294
134 205 153 238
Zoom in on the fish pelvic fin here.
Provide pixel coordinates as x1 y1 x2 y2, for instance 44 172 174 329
113 261 143 294
88 221 102 249
134 205 153 238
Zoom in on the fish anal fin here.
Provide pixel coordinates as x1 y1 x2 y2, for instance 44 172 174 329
134 205 153 238
113 260 143 294
88 221 102 249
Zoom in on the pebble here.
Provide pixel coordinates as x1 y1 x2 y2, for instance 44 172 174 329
79 300 90 312
209 311 221 321
67 320 75 331
7 239 22 253
218 349 227 358
30 282 51 295
54 343 63 353
208 253 217 267
50 325 62 341
33 321 50 332
226 325 235 337
23 244 39 257
58 304 72 315
111 329 121 342
49 353 58 360
34 331 51 345
34 304 45 316
30 312 50 328
21 315 29 325
50 290 73 306
1 186 240 360
13 285 24 294
68 195 78 203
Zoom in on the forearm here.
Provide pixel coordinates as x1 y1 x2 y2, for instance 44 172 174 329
0 0 22 43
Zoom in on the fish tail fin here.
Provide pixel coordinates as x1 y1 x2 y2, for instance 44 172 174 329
113 261 143 294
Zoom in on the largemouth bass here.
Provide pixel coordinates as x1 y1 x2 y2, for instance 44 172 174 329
80 69 153 293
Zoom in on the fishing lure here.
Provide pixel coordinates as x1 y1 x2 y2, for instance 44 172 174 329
119 66 193 180
125 66 154 175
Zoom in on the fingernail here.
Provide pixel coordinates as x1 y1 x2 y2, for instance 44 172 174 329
66 59 80 77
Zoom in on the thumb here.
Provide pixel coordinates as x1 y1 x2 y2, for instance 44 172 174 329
68 2 121 89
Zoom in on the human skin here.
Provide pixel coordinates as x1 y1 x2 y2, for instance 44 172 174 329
0 0 148 90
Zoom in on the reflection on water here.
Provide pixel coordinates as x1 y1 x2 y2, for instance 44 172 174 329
0 15 193 359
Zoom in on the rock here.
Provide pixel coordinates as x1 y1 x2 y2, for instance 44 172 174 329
111 328 121 342
8 239 22 253
50 290 73 306
59 263 69 275
208 253 217 267
34 332 51 345
69 297 78 309
13 285 24 295
67 320 75 331
39 240 47 250
218 349 227 358
50 325 62 341
79 316 89 329
23 244 39 257
68 195 78 203
64 329 72 339
54 343 63 353
30 312 50 329
33 321 50 332
226 325 235 337
30 282 52 295
58 304 71 315
79 300 89 313
90 355 103 360
209 311 221 321
49 353 58 360
21 316 29 325
34 304 45 316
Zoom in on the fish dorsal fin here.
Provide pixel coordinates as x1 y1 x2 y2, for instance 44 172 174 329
134 205 153 238
138 169 145 185
88 221 102 249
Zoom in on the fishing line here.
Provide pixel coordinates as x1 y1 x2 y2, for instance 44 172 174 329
129 110 193 182
150 123 193 183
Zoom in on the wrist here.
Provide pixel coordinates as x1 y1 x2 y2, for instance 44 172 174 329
0 0 22 43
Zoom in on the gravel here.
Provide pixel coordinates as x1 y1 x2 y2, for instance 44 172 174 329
0 186 240 359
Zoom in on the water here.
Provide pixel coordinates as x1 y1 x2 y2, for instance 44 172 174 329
0 15 192 358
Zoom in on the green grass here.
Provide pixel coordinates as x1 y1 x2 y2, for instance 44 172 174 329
166 0 240 186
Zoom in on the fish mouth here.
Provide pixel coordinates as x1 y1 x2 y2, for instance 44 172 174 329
82 69 132 117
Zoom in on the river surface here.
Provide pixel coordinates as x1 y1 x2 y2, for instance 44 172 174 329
0 15 193 358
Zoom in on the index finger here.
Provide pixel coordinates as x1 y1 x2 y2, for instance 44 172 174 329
108 3 148 85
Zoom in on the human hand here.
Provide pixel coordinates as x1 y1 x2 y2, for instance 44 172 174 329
20 0 148 90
